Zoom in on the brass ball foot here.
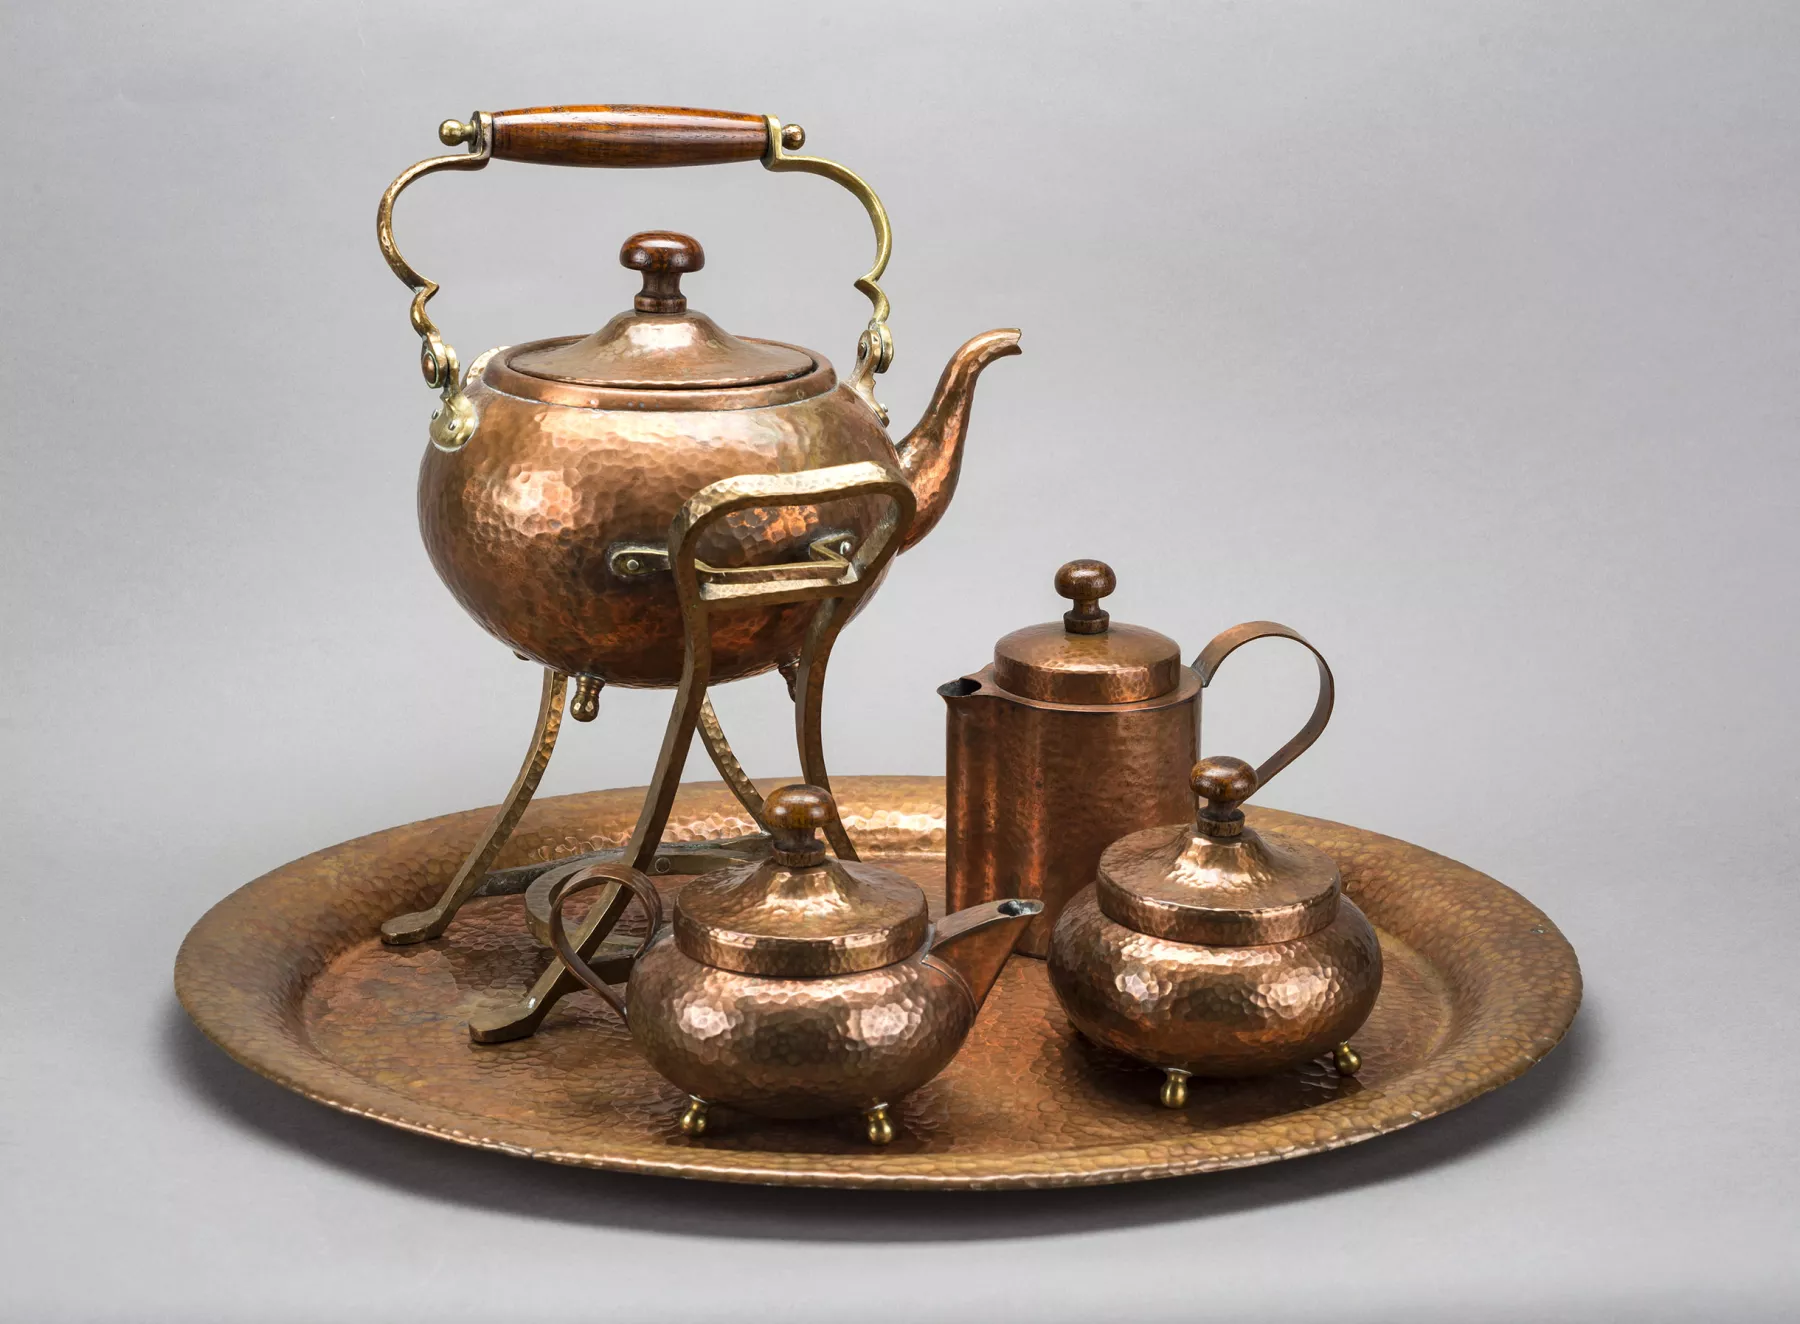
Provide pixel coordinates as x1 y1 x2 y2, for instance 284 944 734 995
1333 1042 1363 1077
570 676 603 722
864 1103 895 1146
1159 1068 1191 1109
678 1096 710 1137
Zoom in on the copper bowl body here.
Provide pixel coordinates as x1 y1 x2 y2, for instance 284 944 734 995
418 346 897 687
1047 886 1382 1078
625 932 976 1118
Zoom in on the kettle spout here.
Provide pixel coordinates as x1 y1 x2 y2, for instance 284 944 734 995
924 897 1043 1010
895 328 1022 551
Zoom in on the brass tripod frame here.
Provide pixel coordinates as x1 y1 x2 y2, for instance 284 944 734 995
378 461 915 1044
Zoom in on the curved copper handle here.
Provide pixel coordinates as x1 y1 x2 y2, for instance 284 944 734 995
376 105 898 449
1192 622 1335 796
544 863 665 1025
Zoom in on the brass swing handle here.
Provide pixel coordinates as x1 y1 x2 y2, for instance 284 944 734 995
377 104 897 451
1192 622 1335 797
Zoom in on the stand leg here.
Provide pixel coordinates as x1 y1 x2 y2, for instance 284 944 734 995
469 649 713 1043
791 599 860 861
381 668 568 945
1334 1042 1363 1076
697 695 769 830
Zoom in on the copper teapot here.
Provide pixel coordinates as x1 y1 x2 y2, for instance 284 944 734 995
546 786 1042 1143
1048 755 1382 1105
377 105 1020 686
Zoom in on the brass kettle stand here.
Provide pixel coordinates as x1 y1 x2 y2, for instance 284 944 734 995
378 461 915 1043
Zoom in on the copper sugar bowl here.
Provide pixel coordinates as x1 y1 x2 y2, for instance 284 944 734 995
1048 755 1382 1107
377 106 1020 686
941 558 1338 958
547 786 1042 1143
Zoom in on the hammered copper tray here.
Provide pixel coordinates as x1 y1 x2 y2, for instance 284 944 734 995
175 776 1580 1190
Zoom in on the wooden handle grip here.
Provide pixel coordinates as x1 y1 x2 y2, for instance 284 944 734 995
487 104 770 168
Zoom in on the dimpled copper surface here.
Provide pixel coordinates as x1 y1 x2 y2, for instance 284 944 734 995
175 776 1581 1189
628 933 972 1118
419 374 896 686
1049 888 1382 1076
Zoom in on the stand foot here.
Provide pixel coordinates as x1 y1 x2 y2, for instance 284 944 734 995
1160 1068 1191 1109
679 1097 710 1137
864 1103 895 1145
1334 1042 1362 1076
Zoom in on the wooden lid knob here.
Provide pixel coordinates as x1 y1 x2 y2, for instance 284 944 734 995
765 784 833 865
621 231 704 313
1192 756 1258 835
1056 559 1116 635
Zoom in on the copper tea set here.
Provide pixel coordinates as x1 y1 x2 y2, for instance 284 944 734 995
352 104 1381 1145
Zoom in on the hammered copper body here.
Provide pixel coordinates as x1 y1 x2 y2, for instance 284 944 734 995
1049 890 1381 1076
419 233 1020 686
624 940 981 1120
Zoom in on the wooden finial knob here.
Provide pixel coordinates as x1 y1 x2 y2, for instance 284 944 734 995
1192 756 1258 834
1056 559 1115 635
765 784 833 864
621 231 704 313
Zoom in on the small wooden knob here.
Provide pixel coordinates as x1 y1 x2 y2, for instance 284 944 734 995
1193 756 1257 835
621 231 704 313
1056 559 1115 635
765 784 833 864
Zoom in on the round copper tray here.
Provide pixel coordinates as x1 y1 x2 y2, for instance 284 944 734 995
175 776 1580 1190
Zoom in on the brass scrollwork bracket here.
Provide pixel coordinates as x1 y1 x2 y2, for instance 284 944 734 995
375 112 492 452
761 118 896 423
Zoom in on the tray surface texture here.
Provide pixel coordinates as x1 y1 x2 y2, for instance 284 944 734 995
175 776 1581 1189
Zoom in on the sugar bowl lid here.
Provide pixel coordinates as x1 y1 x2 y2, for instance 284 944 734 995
672 785 929 977
503 231 817 393
991 560 1185 705
1097 757 1342 946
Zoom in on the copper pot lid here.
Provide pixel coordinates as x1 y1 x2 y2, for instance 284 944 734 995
1096 757 1342 946
504 231 816 392
992 560 1184 706
672 786 929 977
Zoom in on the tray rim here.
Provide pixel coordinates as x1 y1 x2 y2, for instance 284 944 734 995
175 775 1582 1190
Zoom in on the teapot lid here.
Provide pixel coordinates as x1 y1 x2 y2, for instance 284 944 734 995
503 231 817 391
672 785 929 976
1096 757 1341 946
991 560 1184 705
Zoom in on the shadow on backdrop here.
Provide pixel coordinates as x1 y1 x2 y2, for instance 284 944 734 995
165 999 1593 1241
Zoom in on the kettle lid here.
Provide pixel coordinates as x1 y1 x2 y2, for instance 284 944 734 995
1096 757 1341 945
672 785 929 976
991 560 1184 705
504 231 817 391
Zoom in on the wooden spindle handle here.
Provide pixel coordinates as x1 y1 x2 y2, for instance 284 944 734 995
486 104 773 168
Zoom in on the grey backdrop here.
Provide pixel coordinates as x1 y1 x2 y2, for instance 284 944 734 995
4 1 1797 1320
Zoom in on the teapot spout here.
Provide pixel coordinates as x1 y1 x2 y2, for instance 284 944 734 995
895 329 1022 551
924 897 1043 1010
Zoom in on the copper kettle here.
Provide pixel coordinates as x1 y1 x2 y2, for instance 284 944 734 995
546 786 1042 1143
377 105 1020 687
